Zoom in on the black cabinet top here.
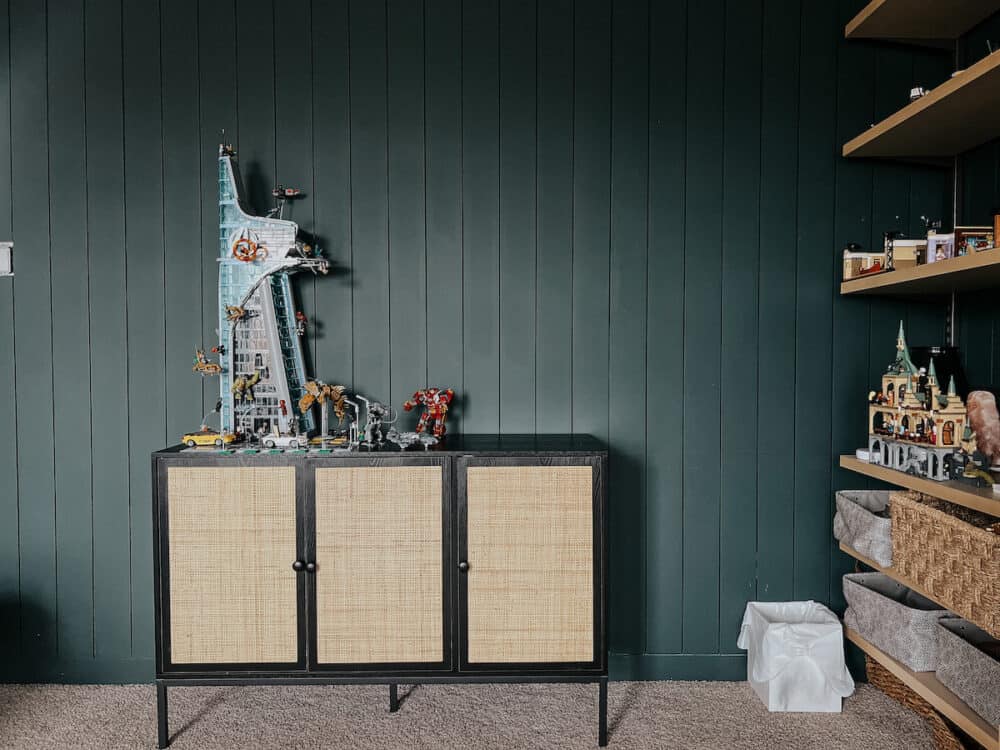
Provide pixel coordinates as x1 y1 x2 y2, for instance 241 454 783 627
154 433 606 458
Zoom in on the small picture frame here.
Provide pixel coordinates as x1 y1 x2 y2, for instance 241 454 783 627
926 233 954 264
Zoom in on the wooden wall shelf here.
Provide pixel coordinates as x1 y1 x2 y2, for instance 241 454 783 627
840 249 1000 295
845 627 1000 750
843 49 1000 159
846 0 1000 46
840 455 1000 516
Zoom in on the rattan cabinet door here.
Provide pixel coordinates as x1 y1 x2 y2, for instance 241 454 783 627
163 466 302 668
460 459 599 668
312 463 448 669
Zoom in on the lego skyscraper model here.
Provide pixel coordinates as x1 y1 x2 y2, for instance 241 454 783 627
214 144 327 437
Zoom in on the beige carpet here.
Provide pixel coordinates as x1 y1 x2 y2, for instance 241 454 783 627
0 681 932 749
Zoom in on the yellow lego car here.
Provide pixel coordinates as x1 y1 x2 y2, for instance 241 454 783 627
182 429 236 448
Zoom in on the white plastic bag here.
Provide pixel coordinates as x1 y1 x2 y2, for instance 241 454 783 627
737 600 855 712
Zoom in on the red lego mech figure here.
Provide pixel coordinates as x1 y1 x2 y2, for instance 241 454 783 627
403 387 455 438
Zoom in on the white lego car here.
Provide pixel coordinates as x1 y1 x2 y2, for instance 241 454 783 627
261 433 309 450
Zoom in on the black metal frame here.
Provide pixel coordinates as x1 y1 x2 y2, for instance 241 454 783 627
152 440 609 748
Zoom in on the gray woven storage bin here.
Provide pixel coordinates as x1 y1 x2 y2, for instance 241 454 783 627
834 490 892 567
937 619 1000 727
843 572 949 672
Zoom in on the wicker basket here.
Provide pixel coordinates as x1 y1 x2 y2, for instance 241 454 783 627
936 619 1000 728
891 490 1000 640
843 572 949 672
865 655 964 750
834 490 893 567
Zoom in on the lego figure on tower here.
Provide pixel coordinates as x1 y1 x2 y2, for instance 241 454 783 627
403 387 455 438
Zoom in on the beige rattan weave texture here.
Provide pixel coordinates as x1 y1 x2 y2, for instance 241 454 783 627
466 465 593 663
167 467 298 664
891 490 1000 639
315 467 443 664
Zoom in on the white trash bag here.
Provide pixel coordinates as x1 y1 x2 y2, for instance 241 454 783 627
737 600 855 712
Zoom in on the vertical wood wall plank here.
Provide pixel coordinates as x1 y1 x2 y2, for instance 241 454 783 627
681 0 724 654
717 0 761 652
162 0 203 444
793 0 837 604
235 0 276 217
424 0 464 399
123 0 164 660
534 0 573 434
755 0 800 603
0 0 18 656
830 0 876 612
48 0 94 661
197 0 238 414
276 1 317 375
311 0 353 390
461 0 501 433
645 0 687 655
85 0 130 660
570 0 611 444
387 0 428 422
11 0 57 658
349 0 391 402
498 0 537 433
608 0 648 655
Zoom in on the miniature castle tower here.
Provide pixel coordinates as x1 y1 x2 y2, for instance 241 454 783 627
215 145 328 436
867 321 967 480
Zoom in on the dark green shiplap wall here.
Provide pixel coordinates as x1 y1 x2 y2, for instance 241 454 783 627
0 0 955 682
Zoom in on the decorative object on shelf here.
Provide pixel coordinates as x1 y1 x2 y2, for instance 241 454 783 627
833 490 893 567
403 387 455 439
867 322 967 481
884 233 924 270
967 391 1000 465
385 430 438 451
842 242 886 280
863 655 965 750
891 491 1000 640
842 572 949 673
935 619 1000 729
926 233 955 264
955 225 994 256
195 143 329 448
356 395 397 448
299 381 348 443
909 86 928 102
0 241 12 276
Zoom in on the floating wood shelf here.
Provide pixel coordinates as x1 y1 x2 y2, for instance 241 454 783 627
846 0 1000 46
840 455 1000 517
845 627 1000 750
840 249 1000 295
843 49 1000 159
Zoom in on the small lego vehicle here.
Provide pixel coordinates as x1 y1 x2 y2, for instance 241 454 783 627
261 433 309 450
182 429 236 448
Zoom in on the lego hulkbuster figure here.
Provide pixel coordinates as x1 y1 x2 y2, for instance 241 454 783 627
403 387 455 438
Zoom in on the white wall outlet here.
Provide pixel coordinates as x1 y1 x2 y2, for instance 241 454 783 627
0 242 11 276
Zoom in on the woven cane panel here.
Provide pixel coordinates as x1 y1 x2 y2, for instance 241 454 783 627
166 467 298 664
315 467 443 663
466 466 593 663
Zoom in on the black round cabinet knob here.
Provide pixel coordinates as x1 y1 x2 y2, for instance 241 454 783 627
292 560 305 572
305 562 317 573
458 561 469 573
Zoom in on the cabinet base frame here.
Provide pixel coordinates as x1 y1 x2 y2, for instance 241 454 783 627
155 674 609 748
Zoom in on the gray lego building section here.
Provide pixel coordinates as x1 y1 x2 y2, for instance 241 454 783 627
215 146 325 435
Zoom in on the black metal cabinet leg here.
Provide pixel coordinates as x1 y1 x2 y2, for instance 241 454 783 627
389 683 399 713
157 681 169 749
598 677 608 747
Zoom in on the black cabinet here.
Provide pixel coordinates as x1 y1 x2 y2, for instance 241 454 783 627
152 436 608 747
